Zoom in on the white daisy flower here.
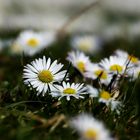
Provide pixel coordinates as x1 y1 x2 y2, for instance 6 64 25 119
12 30 55 56
71 35 101 54
114 49 139 65
99 90 122 113
99 90 112 105
70 113 113 140
23 56 67 96
100 56 127 75
84 63 111 85
67 51 91 74
86 85 99 98
87 85 120 112
51 82 87 101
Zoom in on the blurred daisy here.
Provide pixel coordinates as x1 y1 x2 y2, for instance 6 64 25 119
114 49 139 65
86 85 99 98
127 65 140 80
11 30 55 56
51 82 87 101
71 35 101 54
100 56 127 75
67 51 91 74
70 113 113 140
23 56 66 96
84 63 111 85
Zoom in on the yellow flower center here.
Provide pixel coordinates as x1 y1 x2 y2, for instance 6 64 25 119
110 64 123 72
78 41 92 52
85 128 97 139
128 55 138 63
77 61 85 72
94 70 107 79
63 88 76 94
27 38 39 47
38 70 53 83
100 91 111 100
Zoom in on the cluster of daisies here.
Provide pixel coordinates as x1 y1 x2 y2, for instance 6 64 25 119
6 31 136 140
23 48 140 112
22 49 140 140
0 30 101 58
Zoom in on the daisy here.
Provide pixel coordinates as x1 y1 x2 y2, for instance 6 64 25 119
100 56 127 75
11 30 55 56
23 56 66 96
70 113 113 140
114 49 139 65
50 82 87 101
71 35 101 54
84 63 111 85
67 51 91 74
99 90 112 105
87 85 120 111
99 90 121 113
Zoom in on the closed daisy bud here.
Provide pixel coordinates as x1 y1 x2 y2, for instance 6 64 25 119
70 113 113 140
23 56 67 96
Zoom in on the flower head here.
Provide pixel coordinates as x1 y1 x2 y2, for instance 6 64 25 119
99 90 112 105
67 51 91 74
51 82 87 101
84 63 111 85
114 49 139 65
99 90 121 113
23 56 66 96
70 113 113 140
71 35 101 54
11 30 55 55
100 56 127 75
